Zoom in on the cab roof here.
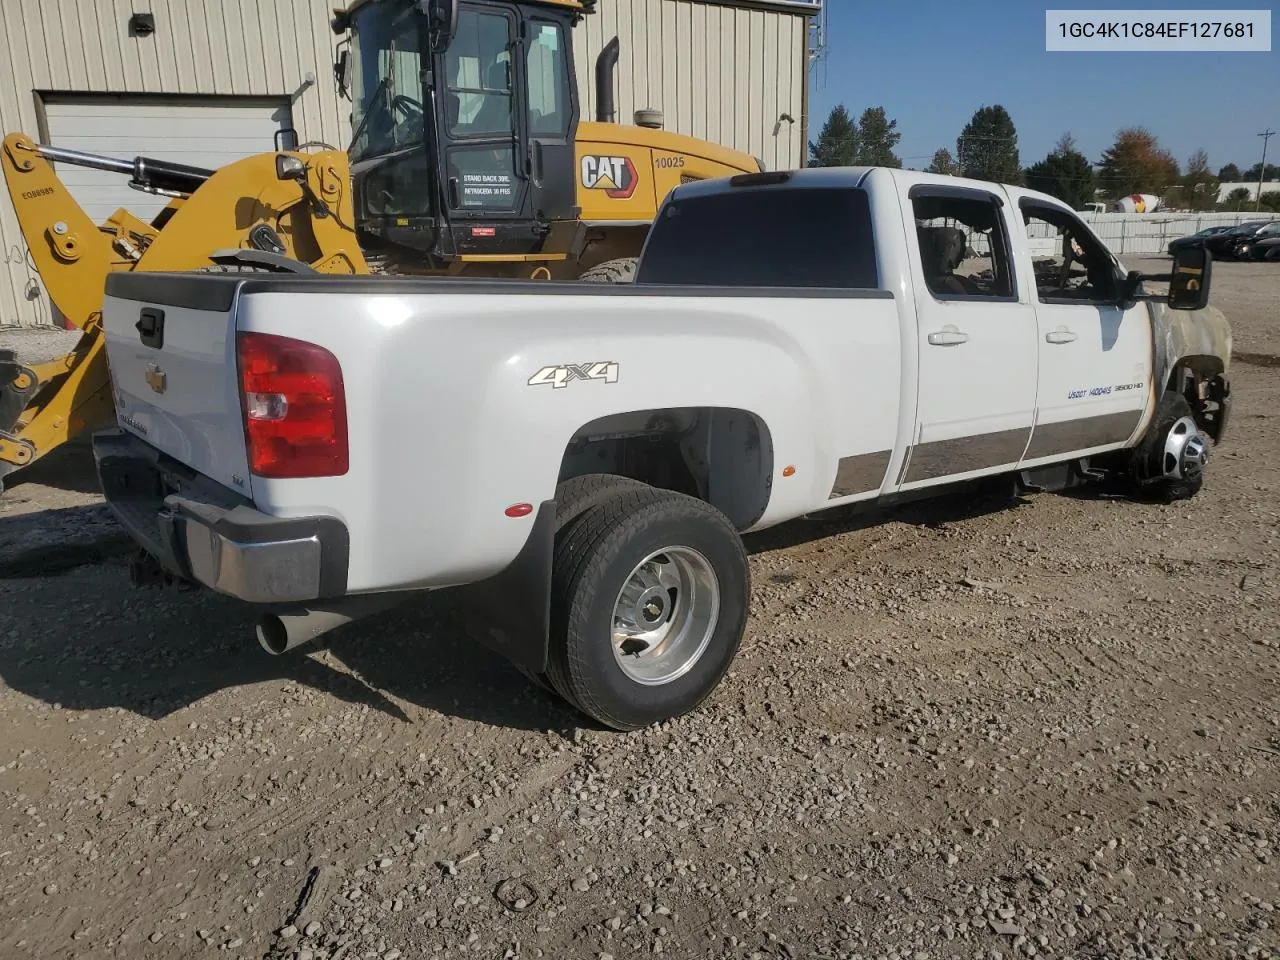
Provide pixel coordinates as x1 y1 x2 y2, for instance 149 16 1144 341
335 0 594 30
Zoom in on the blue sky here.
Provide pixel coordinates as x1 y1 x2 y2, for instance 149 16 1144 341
808 1 1279 176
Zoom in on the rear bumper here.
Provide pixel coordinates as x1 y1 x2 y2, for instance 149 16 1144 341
92 428 349 603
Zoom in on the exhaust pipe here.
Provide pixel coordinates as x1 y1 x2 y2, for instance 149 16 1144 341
256 593 409 655
594 36 620 123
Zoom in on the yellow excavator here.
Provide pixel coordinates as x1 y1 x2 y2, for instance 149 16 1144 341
0 0 763 492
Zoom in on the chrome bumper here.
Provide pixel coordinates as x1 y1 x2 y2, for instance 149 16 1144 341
92 428 349 603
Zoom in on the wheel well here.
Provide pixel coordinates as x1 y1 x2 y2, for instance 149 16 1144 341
557 406 774 530
1165 354 1224 393
1165 355 1229 441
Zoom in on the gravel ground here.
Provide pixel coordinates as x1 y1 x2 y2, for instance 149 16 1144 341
0 258 1276 960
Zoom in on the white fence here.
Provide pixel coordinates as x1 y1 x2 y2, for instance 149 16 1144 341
1053 211 1266 256
945 211 1267 259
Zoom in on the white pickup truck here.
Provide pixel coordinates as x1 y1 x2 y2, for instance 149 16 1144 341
92 166 1232 731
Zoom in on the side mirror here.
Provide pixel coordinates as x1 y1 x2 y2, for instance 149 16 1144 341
334 49 351 101
419 0 459 54
1118 245 1212 312
1169 243 1212 311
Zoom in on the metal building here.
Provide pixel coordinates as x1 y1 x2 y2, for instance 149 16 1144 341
573 0 820 172
0 0 819 329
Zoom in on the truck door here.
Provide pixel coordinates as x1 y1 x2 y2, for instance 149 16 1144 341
1016 200 1151 465
899 184 1039 487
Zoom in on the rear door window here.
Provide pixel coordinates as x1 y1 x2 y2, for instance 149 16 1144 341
635 186 879 289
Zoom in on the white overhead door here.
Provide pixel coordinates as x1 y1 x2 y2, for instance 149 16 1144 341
43 97 293 223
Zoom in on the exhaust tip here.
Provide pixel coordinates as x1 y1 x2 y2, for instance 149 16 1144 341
256 614 290 655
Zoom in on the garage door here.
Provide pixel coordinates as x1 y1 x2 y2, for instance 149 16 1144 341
43 97 293 223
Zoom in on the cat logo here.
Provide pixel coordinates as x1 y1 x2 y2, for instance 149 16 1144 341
580 155 638 200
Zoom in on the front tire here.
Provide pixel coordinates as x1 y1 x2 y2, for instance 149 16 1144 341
547 487 750 731
1128 391 1209 502
577 257 638 284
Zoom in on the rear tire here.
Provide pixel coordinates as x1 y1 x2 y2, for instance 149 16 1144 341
515 474 651 695
546 486 750 731
577 257 638 284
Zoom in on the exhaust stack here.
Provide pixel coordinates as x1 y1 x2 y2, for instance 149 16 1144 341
256 594 409 655
594 36 620 123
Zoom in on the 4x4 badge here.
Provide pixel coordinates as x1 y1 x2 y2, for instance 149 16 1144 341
527 362 619 389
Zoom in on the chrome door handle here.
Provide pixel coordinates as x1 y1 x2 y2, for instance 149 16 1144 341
927 326 969 346
1045 327 1078 344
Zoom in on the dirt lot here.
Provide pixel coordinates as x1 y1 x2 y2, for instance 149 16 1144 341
1 258 1277 960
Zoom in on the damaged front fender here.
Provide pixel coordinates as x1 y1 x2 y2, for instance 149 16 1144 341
1146 300 1233 441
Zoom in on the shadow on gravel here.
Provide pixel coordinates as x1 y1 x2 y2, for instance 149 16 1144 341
0 438 103 495
744 475 1037 555
0 556 580 734
0 502 134 577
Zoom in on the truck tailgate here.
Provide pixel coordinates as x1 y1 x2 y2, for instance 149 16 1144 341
100 272 252 496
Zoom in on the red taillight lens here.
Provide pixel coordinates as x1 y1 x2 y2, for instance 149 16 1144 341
235 332 348 479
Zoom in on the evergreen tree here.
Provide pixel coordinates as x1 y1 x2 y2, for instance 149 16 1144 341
1217 162 1241 181
956 105 1020 184
808 104 857 167
1024 134 1095 209
926 148 958 175
853 107 902 167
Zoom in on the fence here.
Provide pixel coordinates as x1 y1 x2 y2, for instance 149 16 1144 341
936 211 1268 259
1044 211 1267 256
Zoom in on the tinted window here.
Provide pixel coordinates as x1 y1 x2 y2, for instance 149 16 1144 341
635 186 879 288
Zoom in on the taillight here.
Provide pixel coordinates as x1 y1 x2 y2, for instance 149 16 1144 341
235 331 348 479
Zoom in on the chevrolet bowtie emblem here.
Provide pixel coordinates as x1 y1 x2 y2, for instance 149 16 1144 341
144 363 167 394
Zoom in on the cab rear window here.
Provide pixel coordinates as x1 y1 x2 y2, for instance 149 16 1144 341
635 186 879 289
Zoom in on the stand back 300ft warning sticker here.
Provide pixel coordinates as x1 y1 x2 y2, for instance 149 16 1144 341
580 155 638 199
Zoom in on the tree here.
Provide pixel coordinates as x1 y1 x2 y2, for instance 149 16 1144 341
1096 127 1180 199
1219 186 1252 211
1023 132 1095 209
853 106 902 167
1218 162 1241 181
926 148 958 175
956 105 1020 184
808 104 857 167
1243 162 1280 182
1178 149 1220 212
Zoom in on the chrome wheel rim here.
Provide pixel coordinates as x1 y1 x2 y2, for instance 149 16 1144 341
1162 414 1209 482
610 546 720 686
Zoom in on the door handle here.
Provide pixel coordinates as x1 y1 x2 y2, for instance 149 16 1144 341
1045 327 1078 344
927 326 969 346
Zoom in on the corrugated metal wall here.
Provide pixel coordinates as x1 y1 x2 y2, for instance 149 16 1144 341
573 0 808 173
0 0 348 329
0 0 810 329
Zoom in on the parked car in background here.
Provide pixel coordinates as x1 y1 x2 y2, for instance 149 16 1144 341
1205 220 1278 259
1232 221 1280 260
1167 224 1235 255
1247 234 1280 261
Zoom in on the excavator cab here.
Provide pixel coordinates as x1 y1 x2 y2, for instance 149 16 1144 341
331 0 590 269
